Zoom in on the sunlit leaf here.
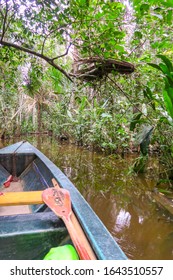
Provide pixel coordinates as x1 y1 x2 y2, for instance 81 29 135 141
163 90 173 119
147 63 162 72
134 31 142 39
151 13 163 20
159 63 169 75
157 55 173 72
140 4 150 15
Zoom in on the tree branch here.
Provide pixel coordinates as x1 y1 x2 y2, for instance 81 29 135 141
128 39 147 57
0 40 73 82
0 0 8 41
52 43 72 61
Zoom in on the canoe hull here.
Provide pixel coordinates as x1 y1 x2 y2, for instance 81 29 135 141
0 212 68 260
0 141 127 260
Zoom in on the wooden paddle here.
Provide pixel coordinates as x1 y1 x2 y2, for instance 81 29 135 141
0 178 96 259
51 179 96 260
42 187 91 260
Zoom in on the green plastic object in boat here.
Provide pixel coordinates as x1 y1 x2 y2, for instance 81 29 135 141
43 244 79 260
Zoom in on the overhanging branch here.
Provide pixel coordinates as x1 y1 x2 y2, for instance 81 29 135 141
0 40 73 82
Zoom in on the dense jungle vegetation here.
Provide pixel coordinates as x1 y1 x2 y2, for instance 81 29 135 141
0 0 173 189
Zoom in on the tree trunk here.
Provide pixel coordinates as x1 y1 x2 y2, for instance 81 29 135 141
37 102 42 133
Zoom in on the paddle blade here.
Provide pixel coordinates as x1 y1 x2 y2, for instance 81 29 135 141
42 188 72 220
43 187 92 260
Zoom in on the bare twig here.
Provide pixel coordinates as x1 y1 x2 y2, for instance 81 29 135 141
52 43 72 61
128 39 147 57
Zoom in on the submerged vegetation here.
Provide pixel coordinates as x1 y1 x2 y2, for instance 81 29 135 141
0 0 173 190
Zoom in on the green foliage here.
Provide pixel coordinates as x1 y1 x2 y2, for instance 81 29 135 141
148 55 173 121
21 117 37 134
132 155 148 173
48 67 64 94
0 51 23 136
26 60 43 95
130 113 143 131
1 0 173 187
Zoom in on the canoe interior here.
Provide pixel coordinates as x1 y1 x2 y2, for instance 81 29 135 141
0 141 128 260
0 154 54 215
0 212 70 260
0 152 36 178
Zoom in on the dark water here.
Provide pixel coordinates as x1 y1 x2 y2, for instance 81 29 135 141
1 136 173 260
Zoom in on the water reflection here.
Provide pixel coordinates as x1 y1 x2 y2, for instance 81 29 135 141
115 209 131 232
1 136 173 259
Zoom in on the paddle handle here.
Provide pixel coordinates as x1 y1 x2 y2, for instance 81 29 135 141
64 215 91 260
